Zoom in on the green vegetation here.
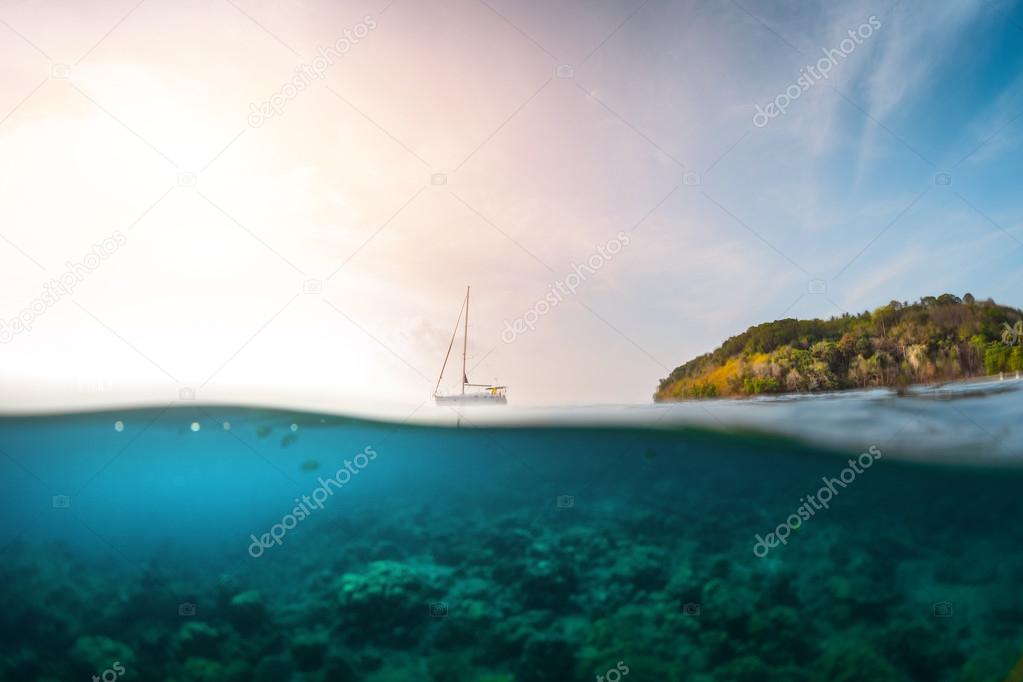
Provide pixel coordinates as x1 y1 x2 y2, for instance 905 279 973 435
655 294 1023 401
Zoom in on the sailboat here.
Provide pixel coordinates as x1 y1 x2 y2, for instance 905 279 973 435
433 286 507 405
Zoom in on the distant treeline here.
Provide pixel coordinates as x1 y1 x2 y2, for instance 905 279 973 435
655 294 1023 401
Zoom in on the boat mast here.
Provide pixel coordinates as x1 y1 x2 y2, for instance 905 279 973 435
461 286 469 395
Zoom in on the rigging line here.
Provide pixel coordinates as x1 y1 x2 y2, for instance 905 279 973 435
435 292 467 396
462 286 470 393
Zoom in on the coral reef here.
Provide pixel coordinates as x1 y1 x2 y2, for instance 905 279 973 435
3 484 1021 682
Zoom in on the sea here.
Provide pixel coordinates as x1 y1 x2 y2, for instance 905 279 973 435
1 379 1021 681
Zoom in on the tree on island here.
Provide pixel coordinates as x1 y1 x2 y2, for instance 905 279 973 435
1001 320 1023 346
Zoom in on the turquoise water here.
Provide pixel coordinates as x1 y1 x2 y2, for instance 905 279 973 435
1 390 1022 681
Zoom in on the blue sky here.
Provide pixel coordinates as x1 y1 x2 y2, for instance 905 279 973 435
0 0 1020 407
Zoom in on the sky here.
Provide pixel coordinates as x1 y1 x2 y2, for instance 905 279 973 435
1 0 1022 411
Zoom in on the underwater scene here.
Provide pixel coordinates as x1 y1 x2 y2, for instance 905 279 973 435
1 390 1023 682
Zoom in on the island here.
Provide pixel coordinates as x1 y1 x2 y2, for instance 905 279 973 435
654 294 1023 401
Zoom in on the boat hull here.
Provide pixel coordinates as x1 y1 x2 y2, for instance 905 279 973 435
434 394 508 406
